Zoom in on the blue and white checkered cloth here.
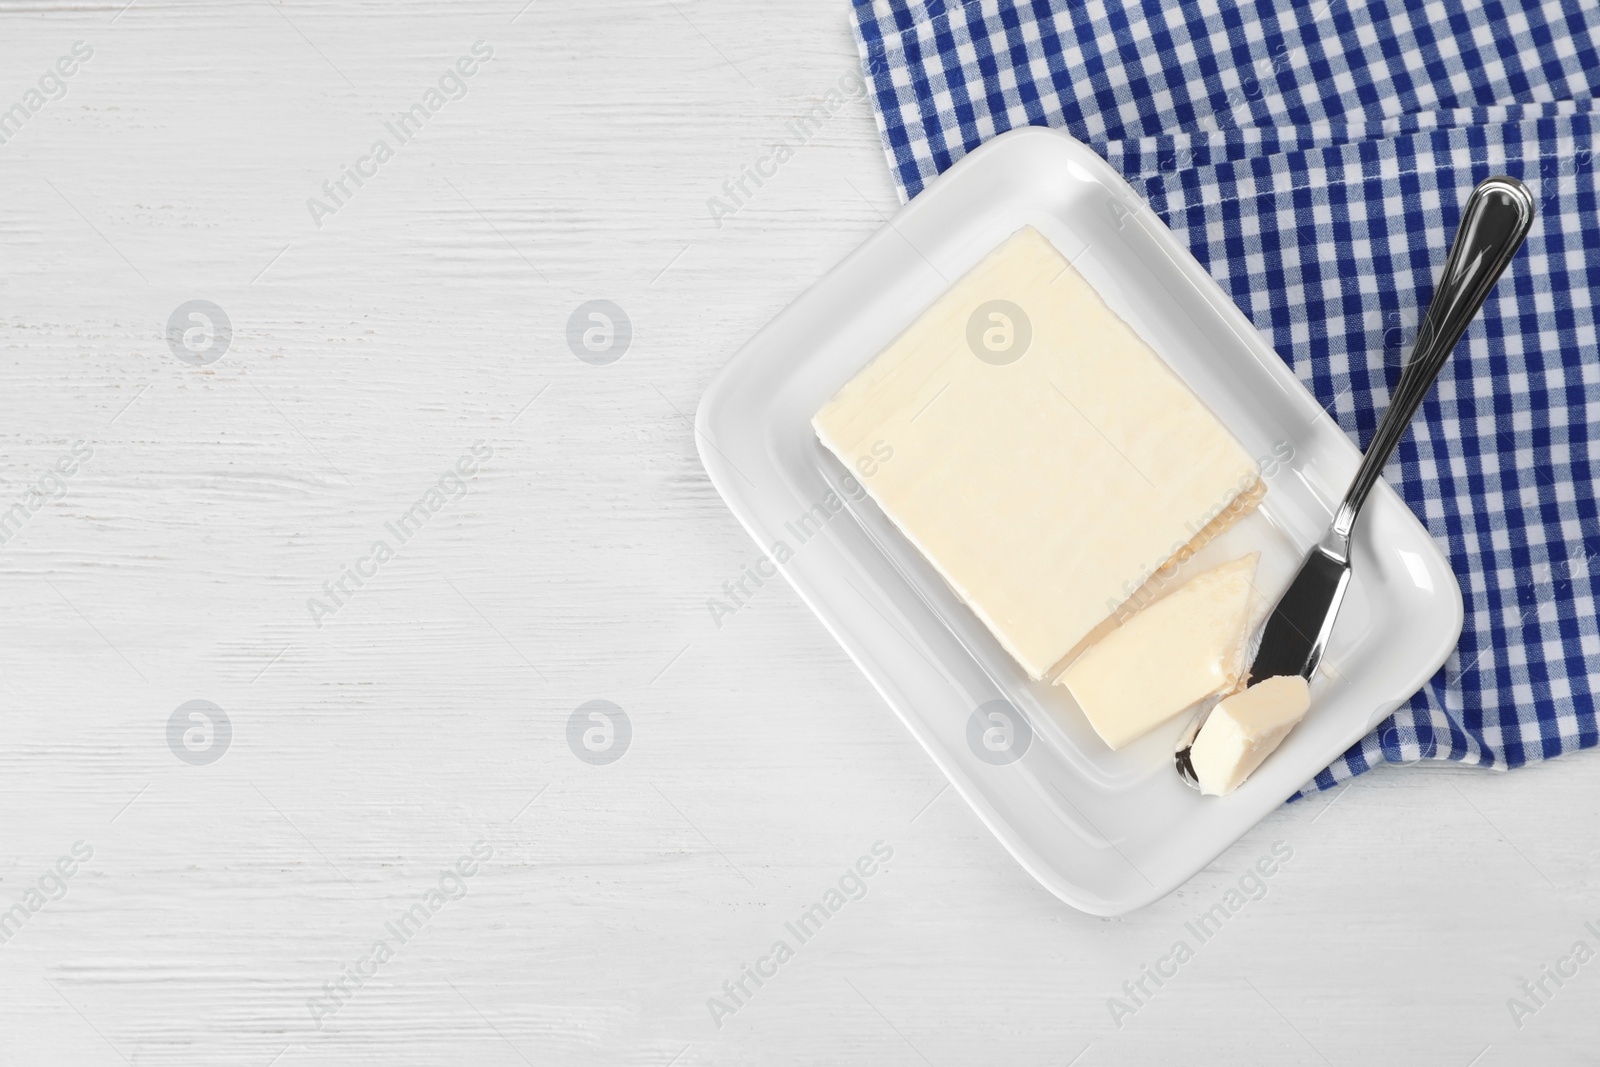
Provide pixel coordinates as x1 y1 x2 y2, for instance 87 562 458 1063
850 0 1600 793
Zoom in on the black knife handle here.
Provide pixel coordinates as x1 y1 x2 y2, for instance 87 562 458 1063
1330 176 1535 549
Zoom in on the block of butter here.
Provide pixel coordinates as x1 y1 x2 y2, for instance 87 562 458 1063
1190 674 1312 796
1056 554 1258 750
813 226 1261 680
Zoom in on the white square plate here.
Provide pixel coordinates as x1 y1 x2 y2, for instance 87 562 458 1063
695 128 1463 915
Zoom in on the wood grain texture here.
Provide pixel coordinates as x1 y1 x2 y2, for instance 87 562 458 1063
1 2 1598 1064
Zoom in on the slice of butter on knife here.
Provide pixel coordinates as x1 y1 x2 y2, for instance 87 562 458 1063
1190 675 1312 796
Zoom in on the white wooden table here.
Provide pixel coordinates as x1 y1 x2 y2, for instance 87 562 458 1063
2 3 1596 1064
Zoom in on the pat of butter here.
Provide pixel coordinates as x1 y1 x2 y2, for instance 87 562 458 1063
1057 554 1258 750
1191 674 1312 796
813 226 1261 679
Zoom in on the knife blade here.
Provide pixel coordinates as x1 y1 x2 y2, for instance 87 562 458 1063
1244 541 1351 686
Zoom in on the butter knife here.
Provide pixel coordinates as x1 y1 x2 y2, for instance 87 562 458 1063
1175 175 1536 788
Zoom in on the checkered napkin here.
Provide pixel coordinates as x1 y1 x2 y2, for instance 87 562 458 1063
849 0 1600 794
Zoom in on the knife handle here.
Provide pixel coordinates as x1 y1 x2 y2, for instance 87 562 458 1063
1328 176 1535 551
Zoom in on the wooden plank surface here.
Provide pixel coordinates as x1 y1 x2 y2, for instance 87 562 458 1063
1 2 1597 1064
